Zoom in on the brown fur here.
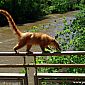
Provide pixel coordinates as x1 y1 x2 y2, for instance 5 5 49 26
0 9 61 53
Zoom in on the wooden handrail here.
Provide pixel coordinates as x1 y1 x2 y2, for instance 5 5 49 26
0 51 84 68
0 51 84 85
0 51 85 56
0 64 85 68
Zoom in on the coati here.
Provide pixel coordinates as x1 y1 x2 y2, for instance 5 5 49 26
0 9 61 53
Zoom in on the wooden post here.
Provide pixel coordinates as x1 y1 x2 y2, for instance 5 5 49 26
23 56 28 85
26 55 35 85
34 56 38 85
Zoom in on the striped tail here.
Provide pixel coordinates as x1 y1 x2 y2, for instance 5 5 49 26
0 9 22 37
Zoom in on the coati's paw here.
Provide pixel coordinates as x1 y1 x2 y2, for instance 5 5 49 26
42 51 50 53
54 51 61 53
26 51 33 54
14 50 19 54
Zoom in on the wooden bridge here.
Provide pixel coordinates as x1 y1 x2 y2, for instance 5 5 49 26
0 51 85 85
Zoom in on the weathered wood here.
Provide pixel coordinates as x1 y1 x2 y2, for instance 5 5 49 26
0 64 85 68
35 73 85 84
34 64 85 68
0 73 25 78
0 51 85 85
36 73 85 78
0 51 85 56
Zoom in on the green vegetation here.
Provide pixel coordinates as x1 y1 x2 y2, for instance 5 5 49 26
59 8 85 51
0 0 84 74
0 0 85 26
48 0 79 13
0 0 85 84
58 7 85 74
35 4 85 85
0 0 48 26
36 0 85 80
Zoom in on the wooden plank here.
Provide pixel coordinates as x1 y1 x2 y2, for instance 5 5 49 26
0 64 85 68
0 51 85 56
0 73 25 78
36 73 85 78
35 64 85 68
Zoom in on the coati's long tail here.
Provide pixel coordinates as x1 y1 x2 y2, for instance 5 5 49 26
0 9 22 37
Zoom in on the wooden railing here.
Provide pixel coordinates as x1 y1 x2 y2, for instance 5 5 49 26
0 51 85 85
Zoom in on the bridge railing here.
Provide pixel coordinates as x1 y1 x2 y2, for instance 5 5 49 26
0 51 85 85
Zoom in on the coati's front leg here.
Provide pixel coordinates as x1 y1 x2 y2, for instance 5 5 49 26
13 43 25 53
13 38 26 53
13 44 19 53
46 46 52 51
40 45 50 53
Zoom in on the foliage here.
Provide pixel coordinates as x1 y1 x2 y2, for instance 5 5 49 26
0 0 85 74
37 55 85 73
60 8 85 74
0 0 85 26
59 8 85 51
48 0 80 13
0 0 85 84
36 6 85 74
0 0 48 26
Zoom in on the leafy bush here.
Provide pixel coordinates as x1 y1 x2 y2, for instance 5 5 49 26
0 0 84 26
36 6 85 74
0 0 48 25
59 8 85 51
48 0 80 13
